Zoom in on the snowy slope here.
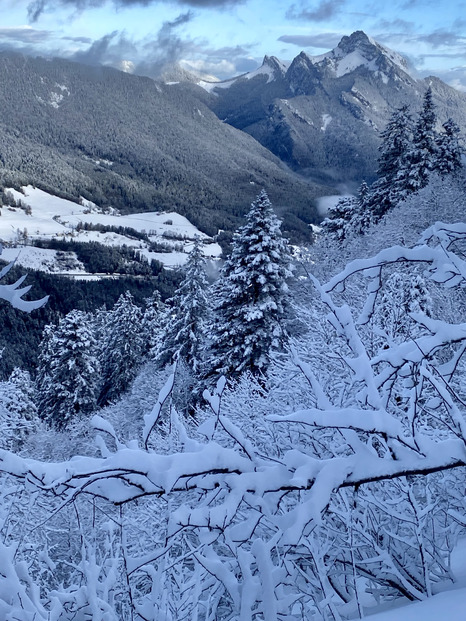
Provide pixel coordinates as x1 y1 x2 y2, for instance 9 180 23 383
368 588 466 621
0 246 86 275
0 186 221 272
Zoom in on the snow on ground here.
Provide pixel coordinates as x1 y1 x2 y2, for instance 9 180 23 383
0 186 222 270
366 588 466 620
321 114 332 131
0 246 86 274
335 50 378 77
197 78 237 93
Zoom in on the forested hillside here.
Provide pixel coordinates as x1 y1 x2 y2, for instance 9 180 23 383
0 51 326 239
0 145 465 618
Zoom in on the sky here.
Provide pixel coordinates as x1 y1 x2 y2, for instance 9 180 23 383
1 0 466 89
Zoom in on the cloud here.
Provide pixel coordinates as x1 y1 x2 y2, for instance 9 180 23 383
0 26 57 56
71 30 138 66
375 30 466 54
278 33 342 49
419 29 466 48
180 58 237 76
134 12 198 77
0 9 254 81
27 0 244 22
182 47 258 77
187 42 258 77
286 0 346 22
0 26 52 44
62 35 93 43
66 11 196 76
134 26 258 79
400 0 436 7
374 18 414 33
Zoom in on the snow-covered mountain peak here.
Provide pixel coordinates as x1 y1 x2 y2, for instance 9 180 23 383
310 30 413 80
241 55 289 83
336 30 378 58
261 55 289 77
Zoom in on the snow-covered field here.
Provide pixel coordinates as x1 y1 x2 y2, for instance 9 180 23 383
367 588 466 620
0 186 222 272
0 245 86 275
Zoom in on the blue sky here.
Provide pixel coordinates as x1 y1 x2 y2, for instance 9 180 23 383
1 0 466 89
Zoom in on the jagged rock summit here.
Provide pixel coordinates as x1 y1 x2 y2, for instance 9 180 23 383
195 31 466 186
330 30 411 76
284 31 415 96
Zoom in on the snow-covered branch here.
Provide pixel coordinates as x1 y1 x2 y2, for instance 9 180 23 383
0 259 48 311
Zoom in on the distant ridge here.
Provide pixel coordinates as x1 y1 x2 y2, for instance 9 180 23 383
0 51 329 241
190 31 466 187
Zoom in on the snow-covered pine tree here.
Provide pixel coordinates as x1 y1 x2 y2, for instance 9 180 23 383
209 190 292 378
98 291 144 406
407 86 438 191
375 270 432 345
4 367 37 421
435 118 463 176
368 104 413 219
0 368 37 448
157 238 209 374
36 310 100 429
320 195 360 241
141 290 165 360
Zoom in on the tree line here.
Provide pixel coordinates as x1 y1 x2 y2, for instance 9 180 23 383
322 86 463 240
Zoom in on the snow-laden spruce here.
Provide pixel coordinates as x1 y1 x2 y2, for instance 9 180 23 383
407 86 438 191
209 189 293 378
98 291 145 407
157 238 210 374
369 104 413 217
36 309 100 428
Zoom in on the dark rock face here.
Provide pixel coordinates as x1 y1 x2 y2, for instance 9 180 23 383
202 32 466 188
286 52 324 96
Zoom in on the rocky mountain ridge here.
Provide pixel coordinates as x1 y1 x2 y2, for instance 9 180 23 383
191 31 466 187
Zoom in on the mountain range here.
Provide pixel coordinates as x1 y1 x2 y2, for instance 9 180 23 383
192 31 466 188
0 53 324 242
0 30 465 241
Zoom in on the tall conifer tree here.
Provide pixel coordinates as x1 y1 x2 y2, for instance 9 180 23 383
98 292 144 406
436 118 463 176
209 190 292 378
407 86 438 191
368 105 413 218
157 238 209 374
36 310 100 429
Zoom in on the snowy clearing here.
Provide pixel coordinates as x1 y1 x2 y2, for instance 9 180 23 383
0 186 222 270
367 588 466 620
